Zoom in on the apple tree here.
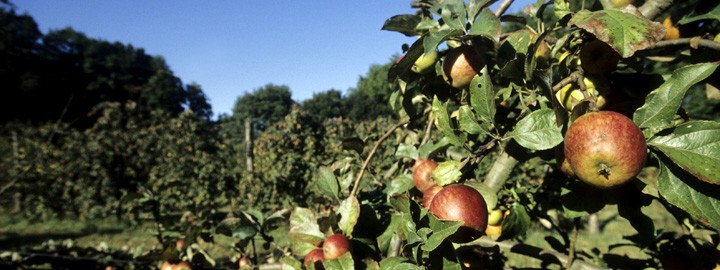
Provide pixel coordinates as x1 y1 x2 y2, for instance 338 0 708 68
281 0 720 269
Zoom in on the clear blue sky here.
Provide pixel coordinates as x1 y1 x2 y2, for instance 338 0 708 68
15 1 532 118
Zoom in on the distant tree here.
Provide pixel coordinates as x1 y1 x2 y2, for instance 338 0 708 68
301 89 344 123
185 82 213 120
232 84 295 130
344 60 396 120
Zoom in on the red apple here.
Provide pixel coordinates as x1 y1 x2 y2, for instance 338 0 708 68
304 249 325 269
442 45 486 89
564 111 646 189
422 184 443 208
413 158 438 192
429 184 488 243
580 40 619 75
322 233 351 260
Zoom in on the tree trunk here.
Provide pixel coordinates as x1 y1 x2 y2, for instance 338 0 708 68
244 117 254 174
587 213 599 235
11 130 22 213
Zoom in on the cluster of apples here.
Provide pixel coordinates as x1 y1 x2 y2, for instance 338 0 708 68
303 233 352 269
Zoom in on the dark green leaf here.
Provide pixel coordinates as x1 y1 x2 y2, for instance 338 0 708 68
568 9 665 57
500 204 531 240
649 121 720 184
508 108 563 150
317 166 340 200
657 156 720 230
215 218 258 240
467 0 492 24
379 257 422 270
418 137 451 159
634 63 719 137
678 2 720 24
433 0 467 31
381 14 422 36
342 137 365 155
337 196 361 236
377 214 402 254
423 214 462 251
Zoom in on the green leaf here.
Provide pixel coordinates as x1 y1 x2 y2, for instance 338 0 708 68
323 251 354 270
649 121 720 184
423 28 465 56
379 257 422 270
500 204 531 240
657 156 720 230
337 196 361 236
568 9 665 57
678 2 720 25
432 160 463 186
377 214 402 254
423 214 462 251
279 256 303 270
467 0 492 25
469 8 501 39
385 174 415 197
508 108 563 151
396 143 419 160
433 0 466 31
634 63 719 137
381 14 422 36
418 137 451 159
458 105 487 137
289 207 325 255
469 67 495 128
316 166 339 200
432 96 465 147
463 180 498 210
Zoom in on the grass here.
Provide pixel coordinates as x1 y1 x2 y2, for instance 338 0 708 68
0 198 691 269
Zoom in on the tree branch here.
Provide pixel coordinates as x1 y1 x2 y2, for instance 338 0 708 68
483 150 519 192
646 37 720 51
495 0 515 17
350 120 409 197
639 0 673 20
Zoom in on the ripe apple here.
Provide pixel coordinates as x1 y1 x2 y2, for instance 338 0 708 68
422 184 443 208
322 233 351 260
304 249 325 269
411 50 438 74
238 257 251 269
429 184 488 243
442 45 486 89
413 158 438 192
609 0 634 8
487 209 504 226
580 40 620 75
564 111 647 189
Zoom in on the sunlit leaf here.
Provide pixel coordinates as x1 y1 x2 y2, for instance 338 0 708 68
432 97 465 147
316 166 339 200
508 108 563 151
678 2 720 24
423 214 462 251
649 121 720 184
337 196 361 236
469 8 501 40
469 67 495 128
432 160 463 186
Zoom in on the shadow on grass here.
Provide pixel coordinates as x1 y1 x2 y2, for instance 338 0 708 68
0 226 124 249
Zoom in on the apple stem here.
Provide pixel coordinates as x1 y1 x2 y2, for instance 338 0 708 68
598 163 611 179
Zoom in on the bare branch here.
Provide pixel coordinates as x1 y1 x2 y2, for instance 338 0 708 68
350 120 409 197
495 0 515 17
646 37 720 51
639 0 674 20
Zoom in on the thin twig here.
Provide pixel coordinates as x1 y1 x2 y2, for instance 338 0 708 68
350 120 409 197
646 37 720 51
420 113 434 147
495 0 515 17
566 218 580 269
